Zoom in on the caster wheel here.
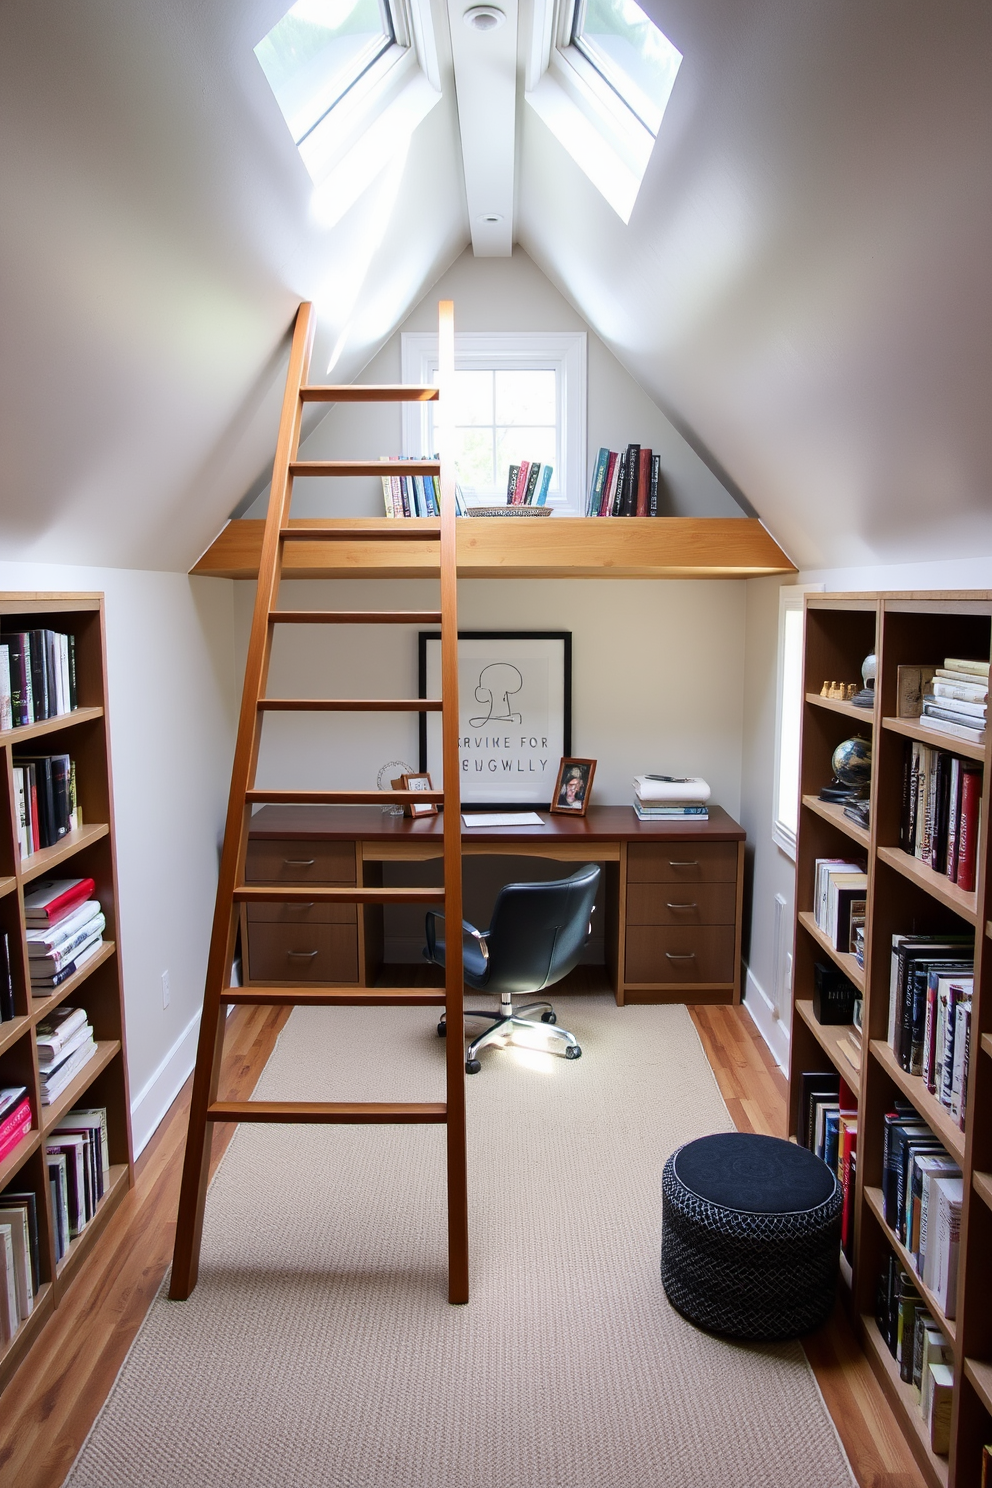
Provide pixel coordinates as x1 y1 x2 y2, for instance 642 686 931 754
541 1011 557 1025
466 1059 482 1075
437 1021 447 1037
564 1045 582 1060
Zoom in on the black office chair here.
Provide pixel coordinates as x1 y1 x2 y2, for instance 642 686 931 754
424 863 600 1073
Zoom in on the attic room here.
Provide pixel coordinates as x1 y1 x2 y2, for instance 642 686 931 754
1 0 991 1484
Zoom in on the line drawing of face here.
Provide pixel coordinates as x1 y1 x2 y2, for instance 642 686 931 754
468 662 523 727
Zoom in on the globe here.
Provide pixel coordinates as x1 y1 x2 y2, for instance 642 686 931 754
831 736 872 792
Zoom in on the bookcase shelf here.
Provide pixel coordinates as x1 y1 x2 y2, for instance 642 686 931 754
795 998 861 1078
883 716 987 764
790 592 992 1488
0 592 132 1396
802 793 871 850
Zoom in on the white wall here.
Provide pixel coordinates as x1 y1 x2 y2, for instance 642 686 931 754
239 575 747 957
0 560 237 1154
242 248 745 521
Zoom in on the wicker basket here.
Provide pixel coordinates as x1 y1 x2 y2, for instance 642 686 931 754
466 505 553 518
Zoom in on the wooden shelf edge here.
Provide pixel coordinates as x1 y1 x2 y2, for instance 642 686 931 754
0 1013 33 1059
53 1165 130 1293
863 1185 956 1343
805 692 877 724
794 999 862 1079
875 846 979 926
0 1282 55 1393
801 794 871 850
869 1040 966 1165
0 706 104 749
40 1040 121 1134
861 1315 949 1488
973 1171 992 1212
28 940 117 1024
0 876 17 900
882 714 987 763
982 1031 992 1062
0 1129 41 1191
18 823 110 885
964 1358 992 1418
797 911 866 992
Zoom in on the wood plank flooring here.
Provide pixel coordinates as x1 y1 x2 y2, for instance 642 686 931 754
0 999 923 1488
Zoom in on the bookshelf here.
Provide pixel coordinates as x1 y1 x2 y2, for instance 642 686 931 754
788 591 992 1488
0 593 132 1393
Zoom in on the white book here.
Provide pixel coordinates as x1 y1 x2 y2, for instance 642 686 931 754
0 1225 18 1340
0 1207 33 1320
925 691 986 718
949 1000 971 1123
38 1021 94 1076
633 775 711 804
28 916 105 969
39 1037 97 1103
943 657 990 677
67 1108 110 1187
917 713 986 743
0 645 10 733
935 666 990 686
931 678 988 704
920 1326 952 1420
932 1176 963 1319
26 901 102 952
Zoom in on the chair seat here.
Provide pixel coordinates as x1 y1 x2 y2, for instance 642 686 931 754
422 931 489 986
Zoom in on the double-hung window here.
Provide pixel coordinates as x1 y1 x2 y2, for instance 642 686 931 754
569 0 682 137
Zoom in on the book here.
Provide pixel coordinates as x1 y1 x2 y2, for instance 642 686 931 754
534 463 553 505
928 1363 954 1453
0 1204 34 1322
23 877 96 926
798 1072 840 1150
47 1153 69 1261
634 776 711 803
956 766 981 892
611 450 627 515
511 460 530 505
649 454 661 516
0 931 13 1022
0 644 11 731
58 1107 109 1198
34 1004 89 1060
931 677 987 703
28 914 105 972
3 634 32 727
26 900 102 955
943 657 990 677
633 804 708 819
917 713 986 743
931 1175 963 1318
920 1324 952 1419
587 448 610 516
0 1111 31 1165
0 1224 17 1343
522 462 541 505
636 448 651 516
39 1034 97 1103
0 1192 39 1298
925 691 986 718
600 451 619 515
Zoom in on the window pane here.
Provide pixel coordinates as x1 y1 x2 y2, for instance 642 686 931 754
494 427 559 492
494 370 556 427
574 0 682 135
451 370 494 427
255 0 393 143
777 608 803 837
453 427 495 492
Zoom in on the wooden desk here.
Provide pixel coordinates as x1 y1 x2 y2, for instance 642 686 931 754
243 805 745 1006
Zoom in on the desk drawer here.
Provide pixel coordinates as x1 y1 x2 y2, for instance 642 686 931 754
625 882 737 926
246 900 357 926
245 838 357 884
627 842 737 884
624 925 736 984
246 923 359 983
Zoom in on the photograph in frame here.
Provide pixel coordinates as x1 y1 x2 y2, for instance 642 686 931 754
550 757 596 816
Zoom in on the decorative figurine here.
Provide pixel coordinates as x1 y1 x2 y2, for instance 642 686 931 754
851 652 876 709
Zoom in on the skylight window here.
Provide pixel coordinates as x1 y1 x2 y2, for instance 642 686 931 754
570 0 681 135
255 0 395 143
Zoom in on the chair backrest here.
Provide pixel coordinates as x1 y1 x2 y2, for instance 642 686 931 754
483 863 601 996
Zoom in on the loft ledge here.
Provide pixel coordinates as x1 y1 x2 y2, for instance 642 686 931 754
190 517 796 581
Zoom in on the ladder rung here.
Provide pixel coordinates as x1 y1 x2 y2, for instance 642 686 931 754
300 385 439 404
280 522 440 541
269 611 443 625
258 698 442 712
207 1101 447 1124
233 886 445 904
245 789 444 804
221 987 446 1007
289 461 440 478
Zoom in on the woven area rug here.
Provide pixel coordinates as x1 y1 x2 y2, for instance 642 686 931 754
65 996 855 1488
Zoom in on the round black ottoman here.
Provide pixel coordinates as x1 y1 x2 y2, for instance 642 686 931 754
661 1132 842 1341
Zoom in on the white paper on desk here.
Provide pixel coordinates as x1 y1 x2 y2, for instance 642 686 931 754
461 812 545 827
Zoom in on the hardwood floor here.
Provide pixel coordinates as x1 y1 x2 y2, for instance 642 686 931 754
0 999 923 1488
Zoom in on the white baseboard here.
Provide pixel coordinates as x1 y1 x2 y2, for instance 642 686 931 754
129 1007 201 1159
742 966 789 1070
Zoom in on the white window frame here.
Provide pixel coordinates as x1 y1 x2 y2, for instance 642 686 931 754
400 332 587 515
772 584 824 860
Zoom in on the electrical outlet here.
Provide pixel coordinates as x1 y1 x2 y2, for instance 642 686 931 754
162 970 170 1009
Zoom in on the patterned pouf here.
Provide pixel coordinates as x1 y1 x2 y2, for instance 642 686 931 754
661 1131 842 1341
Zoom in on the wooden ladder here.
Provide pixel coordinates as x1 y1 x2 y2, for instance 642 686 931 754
169 300 468 1304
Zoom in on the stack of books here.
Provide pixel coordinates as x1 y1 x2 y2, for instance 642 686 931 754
24 877 105 994
900 740 982 890
882 1101 963 1309
12 751 79 857
46 1105 110 1260
36 1006 98 1105
918 656 988 742
876 1252 954 1453
0 628 79 730
379 456 468 517
504 460 552 506
632 775 710 821
813 858 868 954
586 445 663 516
0 1087 32 1165
887 934 974 1126
797 1070 858 1260
0 1182 40 1344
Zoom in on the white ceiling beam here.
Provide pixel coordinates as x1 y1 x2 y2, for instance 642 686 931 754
447 0 518 255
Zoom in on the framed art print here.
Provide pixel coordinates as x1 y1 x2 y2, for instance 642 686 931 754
419 632 571 808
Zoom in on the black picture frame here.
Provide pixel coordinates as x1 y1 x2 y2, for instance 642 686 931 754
418 631 572 809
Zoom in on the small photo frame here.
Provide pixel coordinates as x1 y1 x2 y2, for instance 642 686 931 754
399 772 438 817
550 758 596 816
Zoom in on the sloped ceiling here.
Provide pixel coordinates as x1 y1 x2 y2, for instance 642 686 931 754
1 0 990 572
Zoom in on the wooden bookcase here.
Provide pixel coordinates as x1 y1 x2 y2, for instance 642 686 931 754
788 591 992 1488
0 593 133 1393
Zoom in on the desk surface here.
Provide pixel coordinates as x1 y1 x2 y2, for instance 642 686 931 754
248 803 744 843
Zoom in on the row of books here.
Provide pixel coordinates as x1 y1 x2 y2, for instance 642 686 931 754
632 774 710 821
796 1070 858 1260
0 628 79 731
586 445 663 517
876 1254 954 1453
916 655 988 743
505 460 552 506
882 1101 962 1315
0 1086 32 1166
47 1104 111 1264
887 934 972 1121
378 456 468 517
26 878 105 996
813 857 867 955
14 751 80 856
0 932 14 1022
899 741 981 890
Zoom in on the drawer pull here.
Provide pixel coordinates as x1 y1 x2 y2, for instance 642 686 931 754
668 860 699 868
666 902 698 910
287 949 319 959
665 951 696 960
283 858 315 867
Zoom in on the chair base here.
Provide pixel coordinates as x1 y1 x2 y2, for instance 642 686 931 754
438 1000 582 1071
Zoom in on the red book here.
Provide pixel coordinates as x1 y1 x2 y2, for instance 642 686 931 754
511 460 530 505
839 1118 858 1260
0 1114 31 1164
0 1096 32 1147
956 767 981 892
23 877 97 927
636 448 652 516
29 774 40 854
599 452 619 516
